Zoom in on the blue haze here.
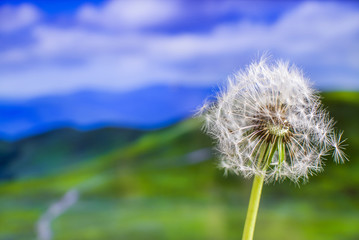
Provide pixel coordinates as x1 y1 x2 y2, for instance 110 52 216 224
0 86 216 140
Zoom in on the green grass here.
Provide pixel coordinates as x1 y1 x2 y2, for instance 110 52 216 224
0 92 359 240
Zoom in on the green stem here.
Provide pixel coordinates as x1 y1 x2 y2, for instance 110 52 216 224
241 174 265 240
242 142 278 240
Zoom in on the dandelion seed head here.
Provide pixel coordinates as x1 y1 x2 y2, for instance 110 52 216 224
202 57 347 182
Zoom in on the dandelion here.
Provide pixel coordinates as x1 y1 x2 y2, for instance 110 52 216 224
202 57 347 240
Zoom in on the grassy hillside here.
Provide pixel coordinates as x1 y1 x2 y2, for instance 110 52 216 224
0 127 144 180
0 92 359 240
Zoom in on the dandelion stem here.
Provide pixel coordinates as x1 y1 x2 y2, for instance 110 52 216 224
242 143 274 240
242 174 264 240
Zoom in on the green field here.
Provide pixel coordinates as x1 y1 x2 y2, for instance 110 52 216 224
0 92 359 240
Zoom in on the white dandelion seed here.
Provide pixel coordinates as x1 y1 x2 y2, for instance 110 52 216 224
203 57 347 183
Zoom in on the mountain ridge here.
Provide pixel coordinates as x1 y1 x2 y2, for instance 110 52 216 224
0 85 217 140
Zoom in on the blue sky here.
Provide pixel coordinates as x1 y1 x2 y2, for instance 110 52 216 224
0 0 359 99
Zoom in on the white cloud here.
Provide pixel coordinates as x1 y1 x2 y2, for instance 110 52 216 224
77 0 179 29
0 1 358 98
0 3 41 32
146 2 359 63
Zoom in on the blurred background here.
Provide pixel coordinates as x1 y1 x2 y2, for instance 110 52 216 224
0 0 358 239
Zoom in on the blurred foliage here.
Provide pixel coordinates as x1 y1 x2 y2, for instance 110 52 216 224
0 92 358 240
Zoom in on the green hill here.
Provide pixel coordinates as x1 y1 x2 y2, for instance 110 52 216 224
0 92 359 240
0 127 144 180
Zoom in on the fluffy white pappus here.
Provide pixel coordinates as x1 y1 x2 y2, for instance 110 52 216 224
203 57 347 183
